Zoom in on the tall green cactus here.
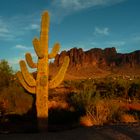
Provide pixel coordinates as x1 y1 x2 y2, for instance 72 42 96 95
16 11 69 132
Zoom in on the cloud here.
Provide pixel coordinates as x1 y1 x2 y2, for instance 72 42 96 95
0 19 9 33
0 27 9 33
0 14 41 41
107 41 126 46
89 40 126 51
52 0 126 10
94 27 109 36
25 23 40 30
0 19 15 40
15 44 32 50
49 0 126 23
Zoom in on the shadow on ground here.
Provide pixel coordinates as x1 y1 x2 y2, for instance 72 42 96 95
0 123 140 140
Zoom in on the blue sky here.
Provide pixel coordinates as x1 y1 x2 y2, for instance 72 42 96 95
0 0 140 70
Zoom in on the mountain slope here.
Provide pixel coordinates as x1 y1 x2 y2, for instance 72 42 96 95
50 47 140 79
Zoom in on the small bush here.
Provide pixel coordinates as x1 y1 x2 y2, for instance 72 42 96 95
86 99 110 125
107 102 125 123
0 81 33 115
68 86 98 116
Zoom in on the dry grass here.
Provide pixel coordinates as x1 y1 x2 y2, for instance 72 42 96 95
87 100 110 125
120 114 138 123
80 115 93 127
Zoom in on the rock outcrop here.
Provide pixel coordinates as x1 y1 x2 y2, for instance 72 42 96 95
54 47 140 69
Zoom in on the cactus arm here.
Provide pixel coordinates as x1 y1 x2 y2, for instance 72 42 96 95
19 60 36 87
49 56 69 89
16 71 35 94
32 38 45 58
25 53 37 68
48 43 60 59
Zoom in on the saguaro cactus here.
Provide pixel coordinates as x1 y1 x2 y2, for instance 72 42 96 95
16 11 69 131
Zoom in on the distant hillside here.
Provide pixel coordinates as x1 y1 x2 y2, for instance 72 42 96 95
50 47 140 80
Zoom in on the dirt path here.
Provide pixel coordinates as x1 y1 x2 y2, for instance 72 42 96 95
0 123 139 140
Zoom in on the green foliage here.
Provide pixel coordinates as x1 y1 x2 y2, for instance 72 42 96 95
0 60 33 116
68 85 99 115
128 78 140 99
0 60 13 74
0 60 14 89
116 78 132 98
64 79 95 91
65 77 140 99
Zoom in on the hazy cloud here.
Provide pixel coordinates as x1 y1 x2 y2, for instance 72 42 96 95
25 23 40 30
0 19 15 40
0 27 9 33
52 0 126 10
0 19 9 33
49 0 126 23
107 41 126 46
15 44 32 50
94 27 109 36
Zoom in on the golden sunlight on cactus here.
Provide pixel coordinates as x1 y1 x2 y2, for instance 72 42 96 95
48 43 60 59
19 60 36 87
16 11 69 132
25 53 37 68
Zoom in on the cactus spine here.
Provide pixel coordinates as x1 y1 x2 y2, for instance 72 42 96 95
17 11 69 132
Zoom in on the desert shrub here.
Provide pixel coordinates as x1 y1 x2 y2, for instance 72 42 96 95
65 77 140 99
71 80 86 90
0 60 14 90
95 78 116 98
64 79 95 91
68 85 98 115
69 89 128 125
87 99 128 124
107 102 125 123
128 80 140 99
86 99 110 125
70 91 111 125
68 86 113 125
116 79 132 98
0 81 33 115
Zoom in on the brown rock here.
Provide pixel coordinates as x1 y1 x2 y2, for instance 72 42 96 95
54 47 140 69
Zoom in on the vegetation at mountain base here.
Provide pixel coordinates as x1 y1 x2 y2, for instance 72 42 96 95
0 59 140 132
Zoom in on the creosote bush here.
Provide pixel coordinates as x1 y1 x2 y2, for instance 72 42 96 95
68 85 98 116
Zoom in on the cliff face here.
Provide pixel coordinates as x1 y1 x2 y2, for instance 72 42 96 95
54 47 140 69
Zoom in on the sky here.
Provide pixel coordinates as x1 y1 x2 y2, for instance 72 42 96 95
0 0 140 70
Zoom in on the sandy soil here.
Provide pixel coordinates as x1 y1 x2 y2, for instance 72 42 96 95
0 123 140 140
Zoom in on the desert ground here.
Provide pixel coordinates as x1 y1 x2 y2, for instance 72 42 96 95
0 123 140 140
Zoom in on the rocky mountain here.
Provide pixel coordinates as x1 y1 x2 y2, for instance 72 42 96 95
50 47 140 79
